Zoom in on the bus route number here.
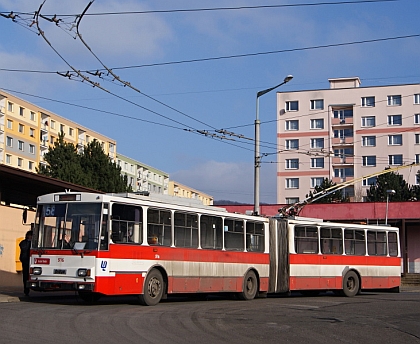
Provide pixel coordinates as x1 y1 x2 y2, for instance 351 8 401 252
45 205 55 217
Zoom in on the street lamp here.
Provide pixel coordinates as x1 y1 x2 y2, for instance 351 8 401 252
385 189 396 225
254 75 293 215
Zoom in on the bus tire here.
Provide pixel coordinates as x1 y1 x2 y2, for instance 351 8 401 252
139 269 164 306
78 291 101 304
342 271 359 297
239 270 258 300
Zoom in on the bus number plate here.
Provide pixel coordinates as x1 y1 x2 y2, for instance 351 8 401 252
53 269 67 275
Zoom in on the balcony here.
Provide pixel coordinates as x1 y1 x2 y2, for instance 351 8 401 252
332 176 354 183
332 156 354 165
332 137 354 145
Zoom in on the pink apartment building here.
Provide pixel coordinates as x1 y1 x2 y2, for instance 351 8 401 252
277 77 420 204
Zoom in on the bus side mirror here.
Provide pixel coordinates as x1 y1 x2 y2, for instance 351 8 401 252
22 208 28 224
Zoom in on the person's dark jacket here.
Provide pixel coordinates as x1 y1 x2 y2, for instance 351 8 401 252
19 239 31 263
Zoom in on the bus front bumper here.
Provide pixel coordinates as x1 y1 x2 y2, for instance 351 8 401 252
27 280 95 292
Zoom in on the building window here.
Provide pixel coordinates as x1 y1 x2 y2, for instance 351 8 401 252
310 138 324 149
414 94 420 104
286 197 299 205
17 158 23 167
285 120 299 131
334 128 353 139
361 116 375 127
388 134 402 145
18 124 24 133
28 161 34 170
30 111 36 121
416 154 420 164
310 118 324 129
69 128 73 136
310 99 324 110
362 156 376 167
361 96 375 107
5 154 11 164
285 159 299 169
388 114 402 126
6 136 13 147
19 107 24 116
388 95 402 106
333 109 353 120
285 101 299 111
29 144 35 154
6 119 12 129
311 177 324 188
415 134 420 145
60 124 65 133
51 120 55 129
18 140 24 151
29 128 35 137
362 136 376 147
389 154 403 166
415 114 420 124
311 158 324 168
362 177 377 186
286 178 299 189
7 102 13 112
334 148 353 159
285 139 299 150
334 167 354 178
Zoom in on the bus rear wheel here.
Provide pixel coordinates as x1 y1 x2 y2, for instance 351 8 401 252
139 269 164 306
239 270 258 300
342 271 359 297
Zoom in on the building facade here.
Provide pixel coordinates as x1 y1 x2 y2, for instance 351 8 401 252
0 90 116 172
116 153 169 195
168 181 213 206
277 77 420 204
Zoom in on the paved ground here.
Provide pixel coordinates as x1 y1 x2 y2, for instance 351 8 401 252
1 285 419 303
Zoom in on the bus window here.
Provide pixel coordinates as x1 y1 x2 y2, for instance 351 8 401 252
246 221 264 252
388 232 398 257
294 226 318 254
321 227 343 255
174 212 198 248
367 231 387 256
111 204 142 244
147 208 171 246
344 229 366 255
200 215 223 250
224 219 244 251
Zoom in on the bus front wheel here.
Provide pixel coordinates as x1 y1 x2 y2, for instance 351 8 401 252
239 270 258 300
342 271 359 297
139 269 164 306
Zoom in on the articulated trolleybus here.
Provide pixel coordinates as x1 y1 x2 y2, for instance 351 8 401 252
28 191 401 305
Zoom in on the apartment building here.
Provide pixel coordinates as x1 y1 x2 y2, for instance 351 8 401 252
0 90 116 172
168 181 213 206
277 77 420 204
116 153 169 195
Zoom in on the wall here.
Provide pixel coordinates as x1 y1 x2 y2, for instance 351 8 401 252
0 205 35 287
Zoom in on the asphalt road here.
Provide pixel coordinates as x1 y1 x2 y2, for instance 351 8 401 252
1 291 419 344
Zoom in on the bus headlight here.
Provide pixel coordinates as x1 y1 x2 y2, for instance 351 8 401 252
77 268 91 277
32 267 42 275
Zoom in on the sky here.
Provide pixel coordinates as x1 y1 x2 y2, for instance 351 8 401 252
1 0 419 204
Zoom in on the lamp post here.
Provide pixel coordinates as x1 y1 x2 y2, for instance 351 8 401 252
254 75 293 215
385 189 396 225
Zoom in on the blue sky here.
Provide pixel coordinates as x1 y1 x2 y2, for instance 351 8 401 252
1 0 419 203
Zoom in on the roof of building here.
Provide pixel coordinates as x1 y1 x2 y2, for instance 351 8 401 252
0 164 102 207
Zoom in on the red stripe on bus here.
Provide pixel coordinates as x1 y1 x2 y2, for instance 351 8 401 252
95 275 270 295
290 276 400 291
289 254 401 266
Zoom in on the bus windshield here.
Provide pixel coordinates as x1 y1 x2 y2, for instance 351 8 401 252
34 203 102 250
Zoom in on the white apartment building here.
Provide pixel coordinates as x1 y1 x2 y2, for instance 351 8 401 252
277 77 420 204
116 153 169 195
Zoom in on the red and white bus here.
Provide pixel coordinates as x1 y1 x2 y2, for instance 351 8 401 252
28 192 401 305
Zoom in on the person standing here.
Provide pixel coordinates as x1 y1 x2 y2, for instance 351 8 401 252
19 230 33 296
